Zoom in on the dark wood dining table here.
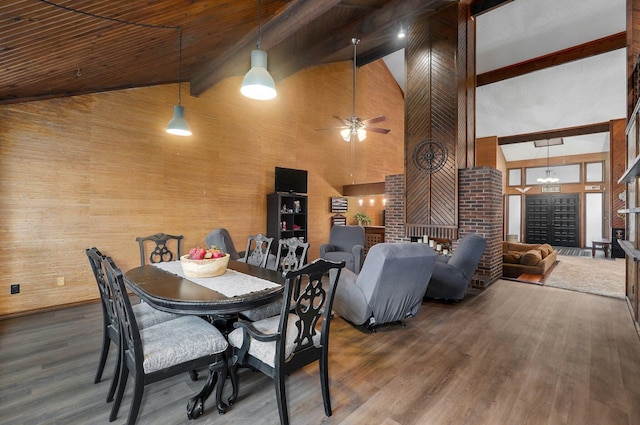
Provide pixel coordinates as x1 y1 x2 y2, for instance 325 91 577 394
123 259 285 419
124 259 285 315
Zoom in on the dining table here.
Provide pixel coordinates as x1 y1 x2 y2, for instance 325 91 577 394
123 259 285 420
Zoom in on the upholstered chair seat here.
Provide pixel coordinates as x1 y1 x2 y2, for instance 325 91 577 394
139 315 228 374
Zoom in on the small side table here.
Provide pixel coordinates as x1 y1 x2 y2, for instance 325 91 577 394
591 239 611 258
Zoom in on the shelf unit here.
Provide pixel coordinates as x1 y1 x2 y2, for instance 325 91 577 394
266 192 308 250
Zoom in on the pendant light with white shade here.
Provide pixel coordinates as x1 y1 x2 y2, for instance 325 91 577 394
241 0 277 100
166 27 192 136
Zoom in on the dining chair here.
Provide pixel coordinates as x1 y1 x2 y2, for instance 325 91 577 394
86 247 180 402
274 237 309 274
102 256 229 425
239 237 310 322
227 258 346 425
136 232 183 266
242 233 274 268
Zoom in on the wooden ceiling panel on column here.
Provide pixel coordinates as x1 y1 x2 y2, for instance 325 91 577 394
405 4 463 227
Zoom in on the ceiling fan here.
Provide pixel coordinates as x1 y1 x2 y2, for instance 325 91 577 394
316 38 390 142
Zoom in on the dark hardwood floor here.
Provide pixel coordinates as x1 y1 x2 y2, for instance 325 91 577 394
2 280 640 425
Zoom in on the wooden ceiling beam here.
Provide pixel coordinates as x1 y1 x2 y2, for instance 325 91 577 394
469 0 513 17
271 0 439 81
477 31 626 87
498 122 611 145
190 0 342 96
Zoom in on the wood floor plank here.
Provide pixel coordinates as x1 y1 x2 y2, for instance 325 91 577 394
2 280 640 425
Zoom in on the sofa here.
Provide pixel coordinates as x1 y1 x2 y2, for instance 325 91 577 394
502 241 558 277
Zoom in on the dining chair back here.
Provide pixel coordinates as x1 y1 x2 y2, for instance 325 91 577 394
242 233 274 268
228 258 346 425
239 237 309 322
136 232 183 266
86 247 180 403
102 256 229 425
274 237 309 274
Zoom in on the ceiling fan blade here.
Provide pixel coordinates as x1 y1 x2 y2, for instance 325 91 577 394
362 115 387 125
315 126 348 131
333 115 348 124
365 126 391 134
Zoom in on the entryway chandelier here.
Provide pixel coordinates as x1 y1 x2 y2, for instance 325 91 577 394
536 139 561 184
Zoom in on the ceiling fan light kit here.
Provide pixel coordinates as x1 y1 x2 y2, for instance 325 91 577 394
241 0 277 100
316 38 390 142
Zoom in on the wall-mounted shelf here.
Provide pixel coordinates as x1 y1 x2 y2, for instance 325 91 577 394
618 239 640 261
618 153 640 184
618 208 640 214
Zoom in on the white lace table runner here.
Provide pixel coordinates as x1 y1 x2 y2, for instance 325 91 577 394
152 261 280 298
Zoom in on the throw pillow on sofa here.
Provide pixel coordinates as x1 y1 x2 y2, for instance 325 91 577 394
539 244 553 258
520 249 542 266
503 251 522 263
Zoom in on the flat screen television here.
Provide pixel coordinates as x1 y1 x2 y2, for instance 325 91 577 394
275 167 307 194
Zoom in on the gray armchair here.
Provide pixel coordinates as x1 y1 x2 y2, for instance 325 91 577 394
205 228 241 260
424 233 487 301
333 243 437 331
320 225 365 274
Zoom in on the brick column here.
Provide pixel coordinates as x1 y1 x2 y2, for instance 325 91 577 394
458 167 503 287
385 174 405 243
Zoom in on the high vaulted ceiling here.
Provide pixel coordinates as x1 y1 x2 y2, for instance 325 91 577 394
0 0 459 105
475 0 627 162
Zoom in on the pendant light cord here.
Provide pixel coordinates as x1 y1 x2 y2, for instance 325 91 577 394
177 27 183 105
351 38 358 117
37 0 184 104
257 0 263 49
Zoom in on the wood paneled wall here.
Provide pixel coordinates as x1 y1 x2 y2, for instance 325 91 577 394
0 59 405 316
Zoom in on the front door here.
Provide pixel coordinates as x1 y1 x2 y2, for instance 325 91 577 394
525 194 579 247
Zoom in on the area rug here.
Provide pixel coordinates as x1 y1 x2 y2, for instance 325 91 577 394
544 255 625 298
556 247 592 257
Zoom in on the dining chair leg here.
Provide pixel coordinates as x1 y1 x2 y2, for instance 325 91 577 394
126 375 145 425
275 374 289 425
320 350 332 416
106 349 122 402
109 363 129 422
227 358 239 406
94 333 111 383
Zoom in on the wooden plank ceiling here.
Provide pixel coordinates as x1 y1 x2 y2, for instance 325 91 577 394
0 0 457 105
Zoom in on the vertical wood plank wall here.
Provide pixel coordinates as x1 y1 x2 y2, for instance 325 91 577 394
405 4 471 227
0 60 405 316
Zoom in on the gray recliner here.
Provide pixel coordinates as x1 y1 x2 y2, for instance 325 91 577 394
333 243 437 331
320 225 365 274
205 228 241 260
424 233 487 301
